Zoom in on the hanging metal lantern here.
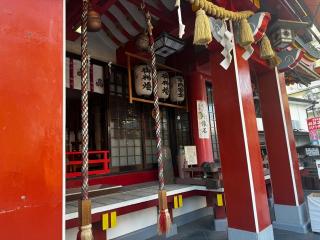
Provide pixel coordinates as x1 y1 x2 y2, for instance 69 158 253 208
170 76 185 102
136 32 150 51
134 65 153 96
270 28 294 50
269 20 309 50
157 71 170 99
154 32 185 58
88 9 101 32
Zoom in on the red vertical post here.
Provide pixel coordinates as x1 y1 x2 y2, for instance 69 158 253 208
0 1 63 239
258 69 309 233
210 44 273 239
187 72 214 165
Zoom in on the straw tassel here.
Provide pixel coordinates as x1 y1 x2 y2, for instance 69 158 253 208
193 9 212 45
158 190 172 234
239 18 254 47
78 224 94 240
267 54 282 68
260 34 275 60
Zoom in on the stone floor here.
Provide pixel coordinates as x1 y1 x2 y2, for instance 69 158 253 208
149 216 320 240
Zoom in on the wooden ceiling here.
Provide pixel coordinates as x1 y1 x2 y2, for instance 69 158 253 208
303 0 320 27
67 0 320 55
66 0 177 50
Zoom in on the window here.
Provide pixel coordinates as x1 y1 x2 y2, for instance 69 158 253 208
110 97 143 170
109 68 128 97
65 53 107 153
206 82 220 161
108 66 172 172
143 106 170 168
175 110 191 146
66 55 192 174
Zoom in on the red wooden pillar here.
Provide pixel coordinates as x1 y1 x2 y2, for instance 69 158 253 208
257 69 309 233
187 72 214 165
0 1 62 239
210 45 273 239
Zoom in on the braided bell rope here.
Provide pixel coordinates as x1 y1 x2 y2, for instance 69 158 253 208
190 0 254 20
151 43 164 191
81 0 89 200
142 6 165 191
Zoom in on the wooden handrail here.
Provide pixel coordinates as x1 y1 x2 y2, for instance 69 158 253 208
125 52 183 73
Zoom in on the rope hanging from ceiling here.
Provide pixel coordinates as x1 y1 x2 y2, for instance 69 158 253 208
141 1 172 235
77 0 101 239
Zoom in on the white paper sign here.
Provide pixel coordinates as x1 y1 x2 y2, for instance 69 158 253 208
316 159 320 179
184 146 197 165
66 57 104 94
197 100 210 139
306 148 320 156
93 64 104 94
73 59 82 90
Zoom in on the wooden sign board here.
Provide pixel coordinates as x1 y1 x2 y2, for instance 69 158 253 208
184 146 197 165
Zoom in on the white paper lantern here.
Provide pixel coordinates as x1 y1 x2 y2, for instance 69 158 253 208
157 71 170 99
134 65 152 96
170 76 185 102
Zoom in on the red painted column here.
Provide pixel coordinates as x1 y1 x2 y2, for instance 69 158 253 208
210 45 273 239
187 72 214 165
0 1 62 239
257 69 309 233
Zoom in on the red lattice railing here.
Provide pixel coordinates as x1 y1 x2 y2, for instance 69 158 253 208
66 150 110 178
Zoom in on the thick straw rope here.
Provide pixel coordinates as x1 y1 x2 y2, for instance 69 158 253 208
190 0 253 20
81 0 89 201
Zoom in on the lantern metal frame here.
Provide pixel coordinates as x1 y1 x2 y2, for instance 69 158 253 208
154 32 185 58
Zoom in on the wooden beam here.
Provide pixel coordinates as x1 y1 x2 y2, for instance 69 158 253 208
102 11 133 40
101 22 122 46
131 97 187 109
66 0 81 41
153 3 191 38
114 1 144 32
67 0 81 23
95 0 118 14
67 0 118 41
128 0 173 25
125 52 182 73
158 0 170 11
